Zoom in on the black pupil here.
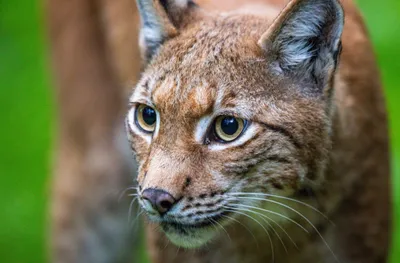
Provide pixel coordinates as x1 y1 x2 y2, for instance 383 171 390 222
142 107 156 126
220 117 239 135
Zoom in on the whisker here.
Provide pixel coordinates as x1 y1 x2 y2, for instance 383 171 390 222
226 204 288 253
133 204 142 232
162 238 170 251
151 223 160 232
128 197 138 222
237 204 297 250
233 197 314 228
227 200 309 233
259 212 288 254
118 186 138 203
223 207 274 262
130 210 144 229
266 214 299 250
174 245 181 259
220 214 259 248
206 218 220 234
230 196 340 263
229 192 333 225
210 218 232 242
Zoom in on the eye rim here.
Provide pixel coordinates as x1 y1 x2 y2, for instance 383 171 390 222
135 104 157 133
212 115 247 143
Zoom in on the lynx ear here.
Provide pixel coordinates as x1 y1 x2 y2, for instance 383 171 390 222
259 0 344 86
136 0 195 62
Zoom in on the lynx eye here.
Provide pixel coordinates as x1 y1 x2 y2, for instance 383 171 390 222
135 104 157 133
214 116 245 142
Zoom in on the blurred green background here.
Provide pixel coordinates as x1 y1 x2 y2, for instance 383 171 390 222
0 0 398 262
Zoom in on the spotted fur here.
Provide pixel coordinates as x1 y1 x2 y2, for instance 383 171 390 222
128 0 390 263
49 0 390 262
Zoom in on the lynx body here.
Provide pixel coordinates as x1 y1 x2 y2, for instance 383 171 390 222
49 0 390 263
128 0 390 262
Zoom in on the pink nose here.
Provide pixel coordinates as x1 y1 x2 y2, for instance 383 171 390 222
141 188 176 214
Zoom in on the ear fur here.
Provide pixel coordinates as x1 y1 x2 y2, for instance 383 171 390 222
136 0 195 62
259 0 344 86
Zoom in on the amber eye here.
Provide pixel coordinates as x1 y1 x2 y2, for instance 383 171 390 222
214 116 245 142
135 104 157 133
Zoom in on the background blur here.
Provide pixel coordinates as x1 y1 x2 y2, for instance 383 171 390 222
0 0 399 262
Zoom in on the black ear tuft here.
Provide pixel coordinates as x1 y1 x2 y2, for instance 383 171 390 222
159 0 169 11
259 0 344 86
333 40 342 69
136 0 194 63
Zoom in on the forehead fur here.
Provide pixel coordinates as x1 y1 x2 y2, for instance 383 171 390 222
152 14 270 73
134 13 313 117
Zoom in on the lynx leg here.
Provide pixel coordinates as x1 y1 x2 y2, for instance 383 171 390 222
47 0 138 262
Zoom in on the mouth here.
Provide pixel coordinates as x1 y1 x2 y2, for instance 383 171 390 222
159 211 231 248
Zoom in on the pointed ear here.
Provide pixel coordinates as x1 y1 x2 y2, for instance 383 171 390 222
259 0 344 86
136 0 196 62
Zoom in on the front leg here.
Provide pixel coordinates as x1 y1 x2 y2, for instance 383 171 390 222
51 133 138 263
47 0 139 261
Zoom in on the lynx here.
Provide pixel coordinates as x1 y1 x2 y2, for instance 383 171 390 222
126 0 390 262
49 0 390 263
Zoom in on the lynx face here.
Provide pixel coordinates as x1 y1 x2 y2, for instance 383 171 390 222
126 0 343 248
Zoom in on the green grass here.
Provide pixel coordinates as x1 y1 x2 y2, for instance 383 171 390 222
0 0 398 262
0 1 52 262
356 1 400 261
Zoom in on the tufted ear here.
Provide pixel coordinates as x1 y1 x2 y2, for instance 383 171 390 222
259 0 344 87
136 0 196 62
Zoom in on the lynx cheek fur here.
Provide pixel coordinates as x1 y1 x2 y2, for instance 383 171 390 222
125 0 390 262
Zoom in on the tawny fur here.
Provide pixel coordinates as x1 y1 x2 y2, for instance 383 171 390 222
48 0 390 263
47 0 140 262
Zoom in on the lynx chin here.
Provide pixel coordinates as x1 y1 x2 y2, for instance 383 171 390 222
125 0 389 262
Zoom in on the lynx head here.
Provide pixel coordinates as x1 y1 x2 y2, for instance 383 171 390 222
126 0 344 248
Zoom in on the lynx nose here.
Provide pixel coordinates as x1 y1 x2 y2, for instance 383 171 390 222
141 188 176 214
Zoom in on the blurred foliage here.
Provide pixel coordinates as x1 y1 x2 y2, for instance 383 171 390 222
0 0 52 262
0 0 398 262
